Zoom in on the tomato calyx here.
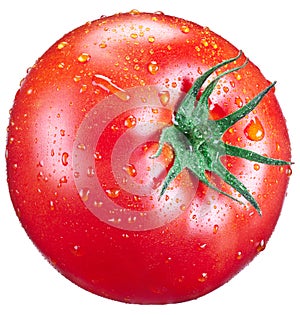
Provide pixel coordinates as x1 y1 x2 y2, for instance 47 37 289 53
151 51 291 215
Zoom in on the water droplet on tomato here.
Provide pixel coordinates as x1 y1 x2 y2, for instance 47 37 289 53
124 115 137 128
57 41 68 50
94 200 103 208
130 33 138 39
79 188 90 202
77 143 86 151
129 9 140 15
223 86 229 93
71 245 83 256
37 171 48 182
286 167 292 177
92 74 130 101
158 91 170 106
94 151 102 161
234 96 243 108
27 88 33 95
105 188 120 199
77 53 91 63
37 160 44 167
73 75 81 82
256 239 266 252
80 84 88 93
213 224 219 234
234 73 242 81
59 176 67 184
123 163 137 177
244 117 265 141
148 61 159 75
276 143 281 152
148 36 155 43
253 163 260 171
99 42 107 48
236 251 243 260
197 273 208 283
201 39 209 47
180 25 190 33
49 200 55 211
62 152 69 166
87 166 95 177
180 204 186 211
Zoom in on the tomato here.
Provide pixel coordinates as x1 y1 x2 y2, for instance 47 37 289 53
6 10 292 304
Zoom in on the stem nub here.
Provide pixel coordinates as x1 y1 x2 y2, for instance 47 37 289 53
152 51 291 215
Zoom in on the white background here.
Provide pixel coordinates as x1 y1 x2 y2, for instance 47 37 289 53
1 0 299 314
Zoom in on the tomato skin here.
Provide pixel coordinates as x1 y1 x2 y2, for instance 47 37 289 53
7 12 291 304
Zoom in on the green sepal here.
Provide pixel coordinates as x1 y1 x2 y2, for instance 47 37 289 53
152 51 291 215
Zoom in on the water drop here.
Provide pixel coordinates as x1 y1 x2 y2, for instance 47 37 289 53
286 167 292 177
57 41 68 50
59 176 68 184
77 143 86 150
99 42 107 48
256 239 266 252
123 163 137 177
201 39 209 47
234 96 243 108
129 9 140 15
197 273 208 283
49 200 55 211
180 204 186 211
37 171 48 182
244 117 265 141
79 188 90 202
236 251 243 260
105 188 120 199
37 160 44 167
223 86 229 93
87 166 95 177
71 245 83 256
235 73 242 81
94 151 102 161
124 115 137 128
148 36 155 43
180 25 190 33
276 142 281 152
80 84 88 93
158 91 170 106
253 163 260 171
92 74 130 101
73 75 81 82
213 224 219 234
62 152 69 166
77 53 91 63
94 200 103 208
130 33 138 39
148 61 159 75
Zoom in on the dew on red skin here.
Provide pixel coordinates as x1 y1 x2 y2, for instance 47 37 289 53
148 61 159 75
77 53 91 63
158 91 170 106
244 116 265 141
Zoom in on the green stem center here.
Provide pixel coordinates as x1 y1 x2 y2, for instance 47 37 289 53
151 51 291 215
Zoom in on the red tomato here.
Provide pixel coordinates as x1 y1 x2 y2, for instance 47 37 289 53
6 10 292 304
